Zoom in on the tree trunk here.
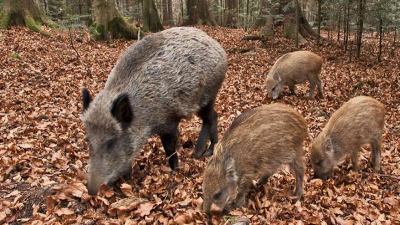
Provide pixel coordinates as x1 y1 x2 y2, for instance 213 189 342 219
161 0 173 25
295 0 299 47
283 0 321 42
245 0 249 30
162 0 169 25
378 17 382 62
356 0 365 58
0 0 50 34
143 0 163 32
91 0 140 39
226 0 238 27
344 0 350 51
337 8 341 42
167 0 173 25
253 0 269 28
186 0 216 25
47 0 66 19
317 0 321 44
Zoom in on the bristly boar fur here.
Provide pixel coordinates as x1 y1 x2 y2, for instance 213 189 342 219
82 27 227 195
311 96 385 180
266 50 323 99
202 104 308 216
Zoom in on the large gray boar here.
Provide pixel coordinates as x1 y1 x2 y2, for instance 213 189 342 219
266 50 323 99
202 104 308 216
311 96 385 180
82 27 227 195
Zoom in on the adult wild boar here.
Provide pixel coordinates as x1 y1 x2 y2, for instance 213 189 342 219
266 51 323 99
311 96 385 180
202 104 308 216
82 27 227 195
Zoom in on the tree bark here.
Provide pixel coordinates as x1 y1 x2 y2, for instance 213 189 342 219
378 17 382 62
186 0 216 25
253 0 269 28
356 0 365 58
283 0 321 42
0 0 50 34
337 8 341 42
317 0 321 44
143 0 163 32
344 0 350 51
160 0 173 25
91 0 140 39
295 0 299 47
226 0 238 27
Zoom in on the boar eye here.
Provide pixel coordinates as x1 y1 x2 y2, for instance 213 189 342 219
213 191 222 200
105 138 116 149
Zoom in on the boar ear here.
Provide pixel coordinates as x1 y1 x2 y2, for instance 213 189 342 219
82 88 92 112
111 94 133 129
325 137 335 153
224 157 238 183
278 76 282 82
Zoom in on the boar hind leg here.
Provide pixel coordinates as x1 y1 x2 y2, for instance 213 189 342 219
308 80 316 98
193 101 218 158
289 84 296 95
290 157 305 198
370 138 381 171
160 124 179 170
317 78 324 98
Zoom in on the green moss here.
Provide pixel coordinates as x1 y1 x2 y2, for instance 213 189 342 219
10 51 21 60
25 15 41 32
24 15 50 36
108 16 137 39
89 23 105 40
0 11 10 29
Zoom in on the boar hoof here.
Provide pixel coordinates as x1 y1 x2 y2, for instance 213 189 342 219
169 157 179 171
192 148 206 159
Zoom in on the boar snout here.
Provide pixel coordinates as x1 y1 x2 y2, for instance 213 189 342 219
87 174 104 195
313 171 332 181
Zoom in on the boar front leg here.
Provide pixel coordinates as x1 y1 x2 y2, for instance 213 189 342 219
317 78 324 98
289 83 296 95
308 80 316 98
193 101 218 158
370 138 381 171
160 122 179 170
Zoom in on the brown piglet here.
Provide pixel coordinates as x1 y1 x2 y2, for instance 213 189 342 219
266 50 323 99
311 96 385 180
202 103 308 216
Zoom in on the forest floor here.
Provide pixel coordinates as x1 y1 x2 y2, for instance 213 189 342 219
0 26 399 224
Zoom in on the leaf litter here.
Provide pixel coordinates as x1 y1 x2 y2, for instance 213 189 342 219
0 26 399 224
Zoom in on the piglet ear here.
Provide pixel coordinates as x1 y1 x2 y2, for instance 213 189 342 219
111 94 133 129
82 88 92 112
325 137 335 153
224 157 238 183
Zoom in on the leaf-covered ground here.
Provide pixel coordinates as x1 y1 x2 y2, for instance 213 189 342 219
1 26 399 224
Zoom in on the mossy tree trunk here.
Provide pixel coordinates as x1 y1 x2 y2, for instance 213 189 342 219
253 0 269 28
283 0 320 42
0 0 50 34
143 0 163 32
91 0 140 40
186 0 216 25
225 0 238 27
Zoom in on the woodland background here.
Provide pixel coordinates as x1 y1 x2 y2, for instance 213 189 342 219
0 0 400 224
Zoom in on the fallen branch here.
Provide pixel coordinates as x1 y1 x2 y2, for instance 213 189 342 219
242 35 262 41
360 171 400 181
